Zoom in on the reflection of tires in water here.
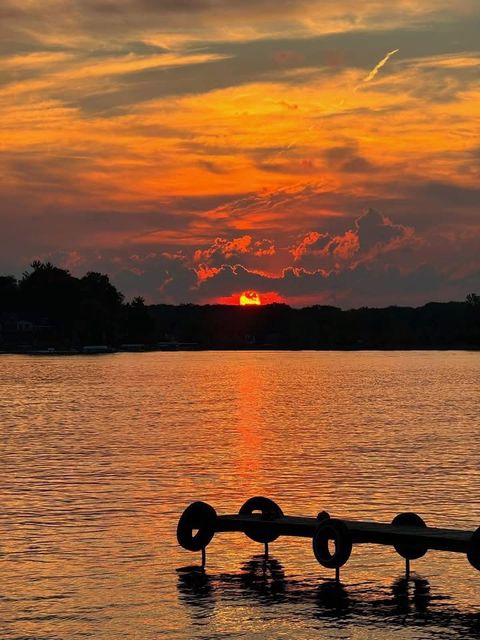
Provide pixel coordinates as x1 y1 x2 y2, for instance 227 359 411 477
391 512 428 560
315 580 350 614
239 496 284 543
176 566 215 615
392 575 431 613
240 555 287 600
177 501 217 551
312 519 352 569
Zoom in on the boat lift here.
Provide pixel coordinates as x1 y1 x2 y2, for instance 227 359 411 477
177 497 480 580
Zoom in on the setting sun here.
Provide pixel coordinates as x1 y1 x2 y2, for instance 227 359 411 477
240 291 261 306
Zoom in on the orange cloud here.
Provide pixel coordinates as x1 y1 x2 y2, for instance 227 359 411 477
323 229 360 259
292 208 415 268
253 239 276 256
194 235 276 263
291 231 328 261
195 264 220 283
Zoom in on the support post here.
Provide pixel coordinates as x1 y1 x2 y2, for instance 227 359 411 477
405 558 410 580
335 567 340 583
201 546 206 569
264 542 269 560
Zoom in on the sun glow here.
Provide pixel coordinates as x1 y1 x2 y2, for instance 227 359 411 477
239 291 261 306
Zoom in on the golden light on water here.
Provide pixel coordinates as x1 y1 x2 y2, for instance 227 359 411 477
239 291 261 306
2 352 480 638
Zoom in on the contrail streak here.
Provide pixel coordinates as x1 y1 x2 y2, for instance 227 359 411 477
272 48 399 162
363 48 399 83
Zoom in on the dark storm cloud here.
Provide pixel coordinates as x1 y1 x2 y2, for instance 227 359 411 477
290 208 414 268
194 261 479 307
324 145 376 173
92 205 471 306
40 249 198 304
411 180 480 211
24 239 479 307
110 252 198 303
368 179 480 232
343 194 478 235
0 206 199 272
355 208 411 252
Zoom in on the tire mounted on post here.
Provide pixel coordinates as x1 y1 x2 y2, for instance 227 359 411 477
239 496 284 543
312 518 352 569
391 512 428 560
467 526 480 571
177 501 217 551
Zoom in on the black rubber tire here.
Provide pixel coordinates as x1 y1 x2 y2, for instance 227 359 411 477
239 496 283 543
177 501 217 552
467 526 480 571
391 512 428 560
312 519 352 569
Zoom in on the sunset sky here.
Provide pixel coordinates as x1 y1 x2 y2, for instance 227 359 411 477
2 0 479 307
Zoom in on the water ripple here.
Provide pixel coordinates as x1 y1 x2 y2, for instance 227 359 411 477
1 351 480 639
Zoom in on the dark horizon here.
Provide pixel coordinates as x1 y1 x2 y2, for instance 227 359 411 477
1 261 479 352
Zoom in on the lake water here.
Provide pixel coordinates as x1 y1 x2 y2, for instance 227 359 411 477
1 351 480 639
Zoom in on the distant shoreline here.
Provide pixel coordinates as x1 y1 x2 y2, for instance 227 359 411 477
2 345 479 356
2 262 479 351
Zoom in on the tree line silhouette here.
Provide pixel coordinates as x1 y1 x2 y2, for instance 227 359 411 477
0 261 152 348
0 261 479 350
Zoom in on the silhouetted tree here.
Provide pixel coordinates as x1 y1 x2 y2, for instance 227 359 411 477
77 272 124 344
18 262 79 343
0 275 18 312
124 296 155 342
466 293 480 307
465 293 480 344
